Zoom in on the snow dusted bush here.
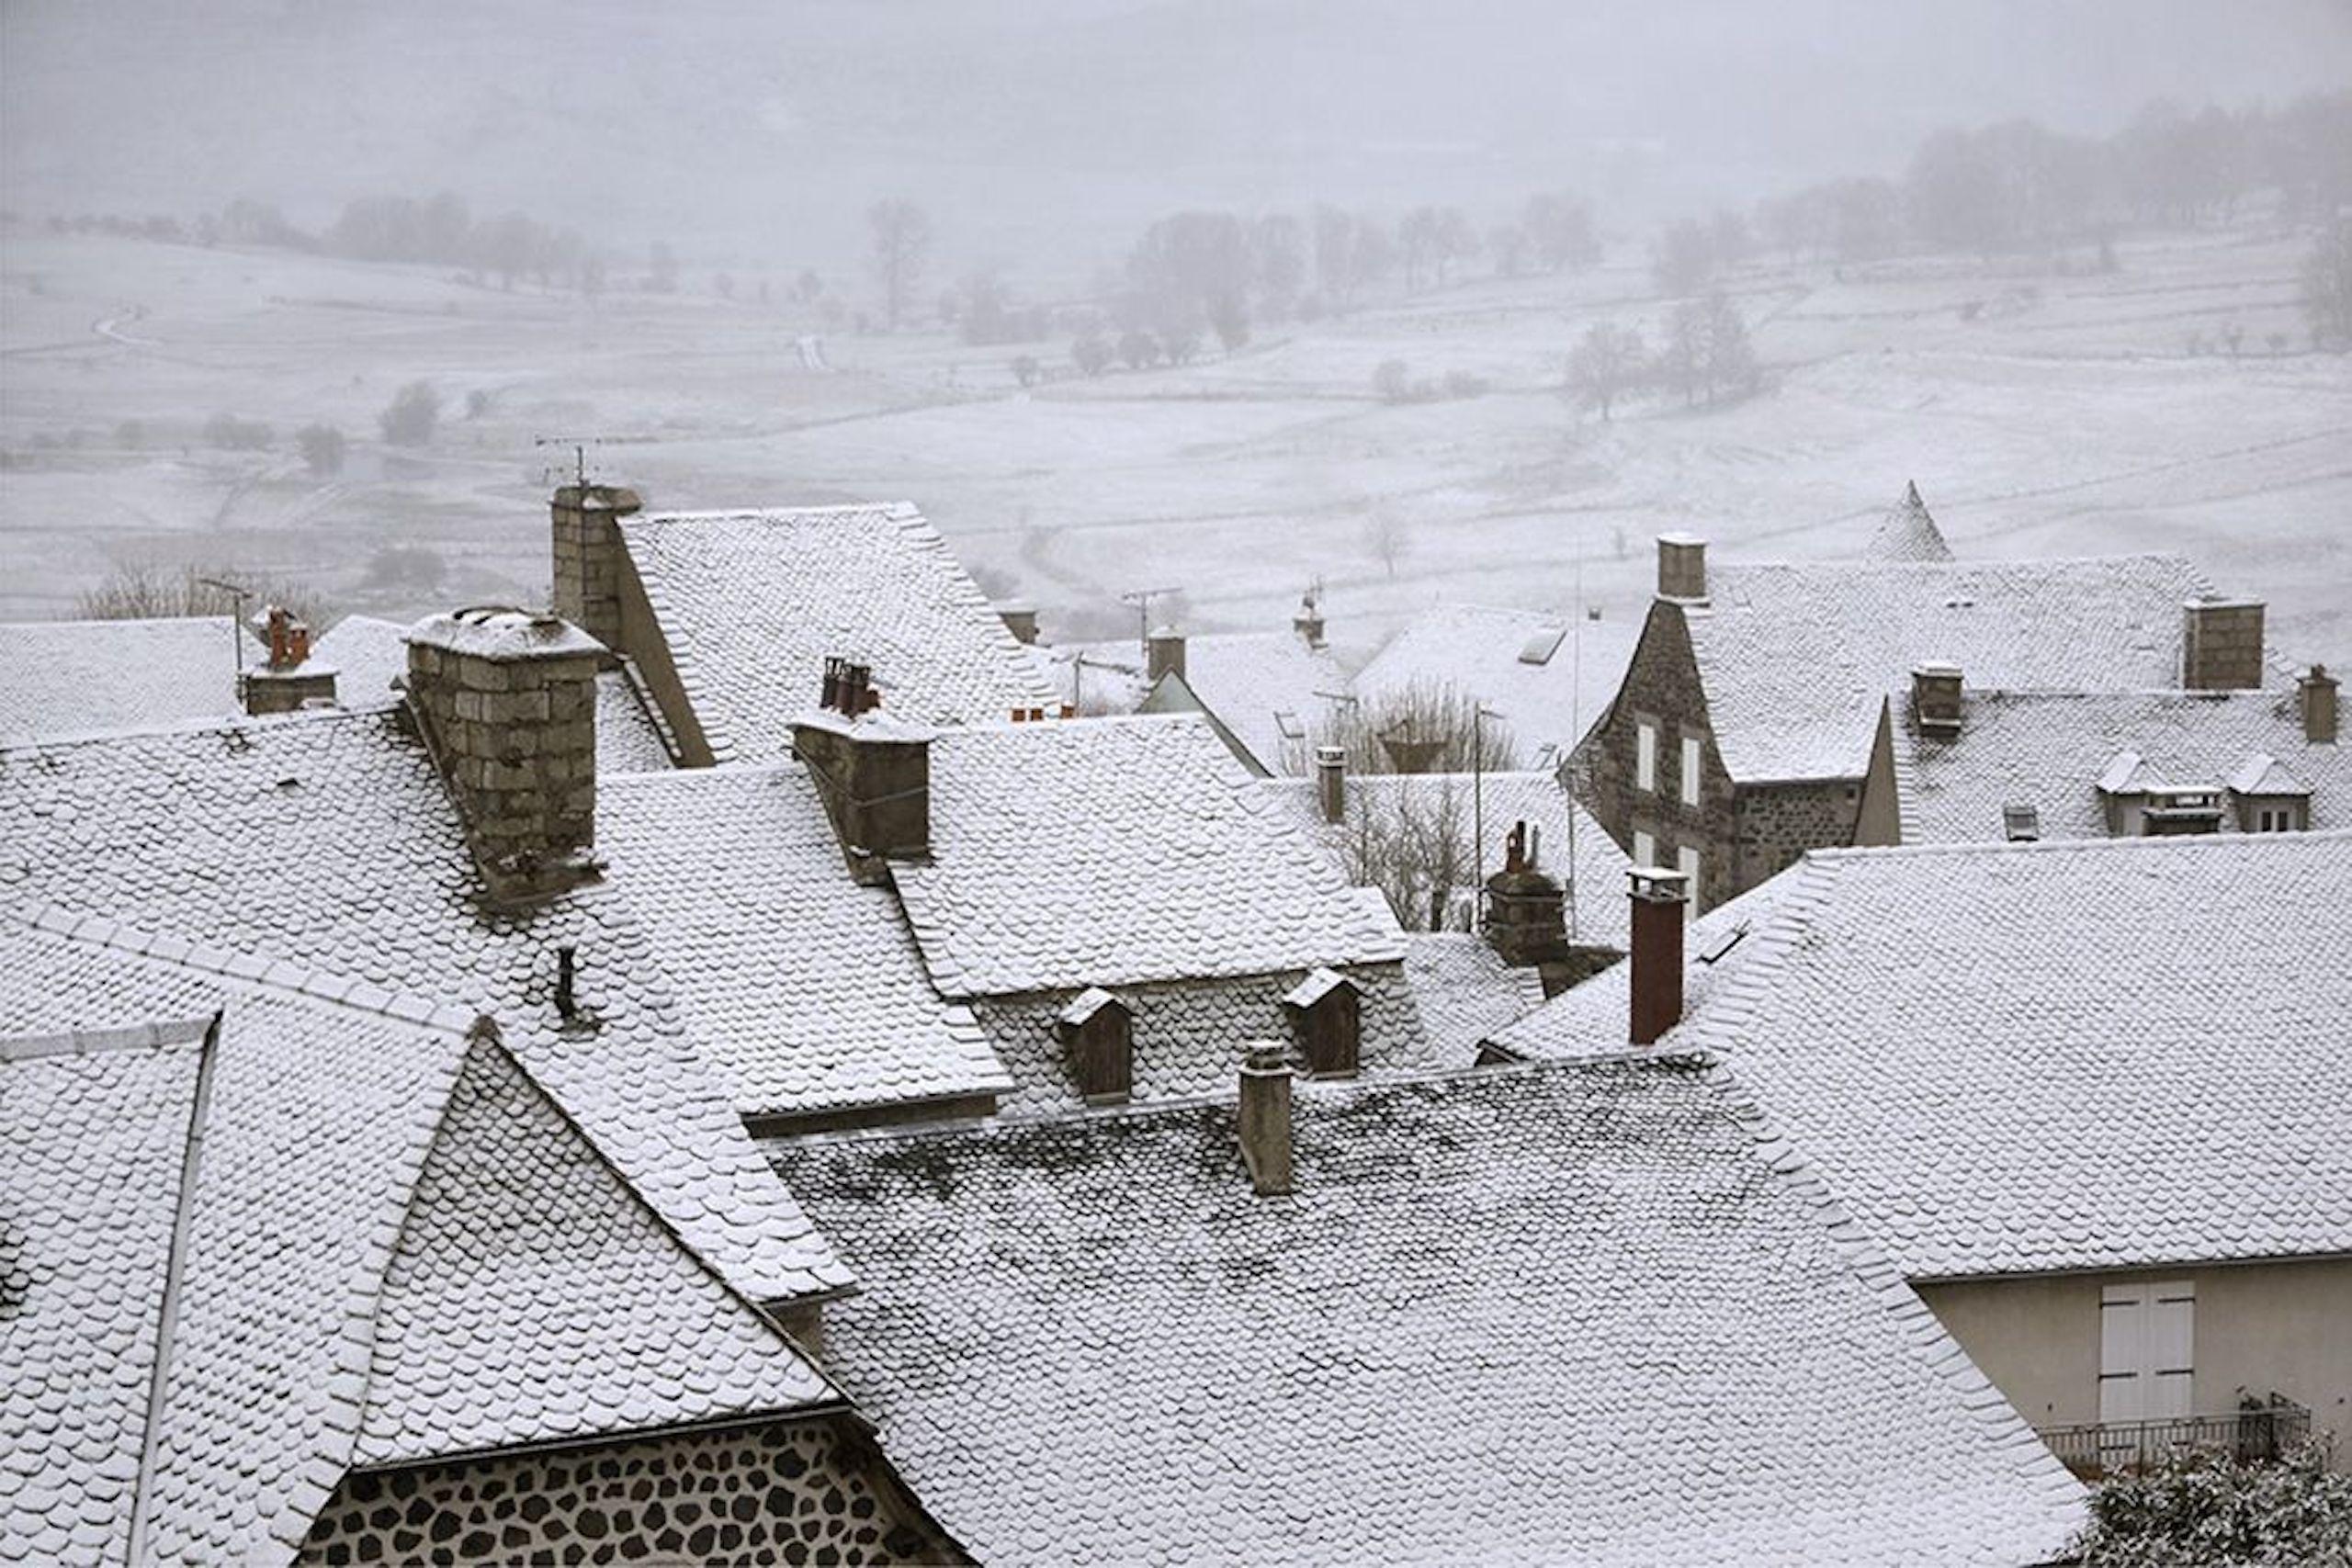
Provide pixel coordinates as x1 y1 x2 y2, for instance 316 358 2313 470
2073 1442 2352 1567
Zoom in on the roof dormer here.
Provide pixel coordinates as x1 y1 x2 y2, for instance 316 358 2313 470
1056 987 1135 1104
1282 967 1362 1077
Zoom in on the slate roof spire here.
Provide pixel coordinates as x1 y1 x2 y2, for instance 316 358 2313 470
1860 481 1957 563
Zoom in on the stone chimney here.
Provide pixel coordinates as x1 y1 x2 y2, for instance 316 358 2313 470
550 484 642 653
1910 661 1963 738
1146 626 1187 683
997 601 1040 646
1485 821 1567 968
1657 533 1709 604
2301 665 2338 745
1293 589 1326 650
1628 865 1690 1046
791 660 933 886
404 607 605 901
1238 1043 1294 1197
240 604 337 716
2182 596 2265 691
1315 744 1347 823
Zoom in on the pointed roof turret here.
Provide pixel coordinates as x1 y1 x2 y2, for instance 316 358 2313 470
1861 481 1956 563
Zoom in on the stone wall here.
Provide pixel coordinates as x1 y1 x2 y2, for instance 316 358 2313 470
550 486 640 653
299 1416 961 1565
2182 600 2266 692
1732 779 1861 891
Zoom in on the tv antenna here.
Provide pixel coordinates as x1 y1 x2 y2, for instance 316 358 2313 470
532 434 609 489
1119 586 1178 654
197 576 253 673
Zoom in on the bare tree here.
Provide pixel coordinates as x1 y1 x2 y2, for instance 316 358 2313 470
2302 220 2352 350
866 199 932 332
74 559 331 628
1566 321 1645 421
1363 509 1409 578
1335 776 1477 931
1333 678 1517 774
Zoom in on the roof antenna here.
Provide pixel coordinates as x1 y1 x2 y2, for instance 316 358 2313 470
197 576 252 675
533 434 611 489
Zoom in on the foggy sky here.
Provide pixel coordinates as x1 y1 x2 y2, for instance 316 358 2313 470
5 0 2348 274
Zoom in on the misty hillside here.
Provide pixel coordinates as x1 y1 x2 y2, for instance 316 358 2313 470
7 0 2346 272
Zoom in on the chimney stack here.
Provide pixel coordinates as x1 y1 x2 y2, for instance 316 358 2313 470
550 484 642 654
1485 821 1568 969
1628 865 1690 1046
405 607 605 901
791 660 933 886
240 604 338 716
1657 534 1709 604
2301 665 2339 745
1909 661 1963 738
2182 596 2266 691
1293 589 1327 650
997 601 1041 646
1238 1044 1294 1197
1315 744 1347 823
1146 626 1187 684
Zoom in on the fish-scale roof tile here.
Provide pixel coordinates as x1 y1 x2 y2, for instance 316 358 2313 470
1398 933 1544 1056
1352 604 1642 770
1494 831 2352 1279
617 504 1057 760
0 619 250 743
599 764 1012 1122
0 711 847 1302
894 716 1405 997
777 1059 2085 1565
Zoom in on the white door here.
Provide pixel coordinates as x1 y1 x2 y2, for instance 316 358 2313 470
2099 1280 2195 1427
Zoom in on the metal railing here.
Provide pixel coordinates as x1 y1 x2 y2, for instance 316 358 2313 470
2039 1394 2310 1479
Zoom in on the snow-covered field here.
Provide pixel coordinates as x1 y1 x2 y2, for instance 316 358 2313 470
3 223 2345 660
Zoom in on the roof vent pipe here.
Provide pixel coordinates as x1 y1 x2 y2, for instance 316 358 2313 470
1315 745 1346 823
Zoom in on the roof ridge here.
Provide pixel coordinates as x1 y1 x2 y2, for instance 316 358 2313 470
0 701 369 755
1802 825 2352 866
1660 857 1847 1057
20 906 481 1036
1700 1061 2086 1514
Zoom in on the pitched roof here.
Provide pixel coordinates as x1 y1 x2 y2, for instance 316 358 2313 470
1490 832 2352 1279
1689 554 2214 782
0 917 834 1567
0 618 247 743
1352 604 1642 769
776 1059 2085 1565
616 504 1057 760
0 712 848 1303
598 764 1012 1126
1399 933 1544 1056
1858 482 1956 563
1252 769 1634 951
891 715 1405 997
1894 687 2346 843
1069 632 1346 775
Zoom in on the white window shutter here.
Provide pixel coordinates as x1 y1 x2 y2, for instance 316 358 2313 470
1634 830 1656 869
1677 845 1702 919
2098 1284 2147 1425
1636 722 1657 793
1680 734 1702 806
2149 1285 2195 1419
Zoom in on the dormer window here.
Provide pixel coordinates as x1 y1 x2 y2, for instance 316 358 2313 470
1056 987 1134 1103
1282 967 1361 1077
2227 754 2312 834
2141 787 2222 837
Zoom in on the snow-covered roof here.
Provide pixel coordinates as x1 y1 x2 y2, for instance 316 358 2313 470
891 715 1406 997
599 765 1012 1126
1894 687 2344 843
0 915 833 1568
1352 604 1641 770
0 617 249 743
1857 482 1956 563
0 711 849 1303
1398 933 1544 1056
1490 832 2352 1279
616 503 1057 760
1280 965 1354 1009
1140 633 1348 774
1251 769 1634 951
1689 554 2215 782
776 1058 2085 1565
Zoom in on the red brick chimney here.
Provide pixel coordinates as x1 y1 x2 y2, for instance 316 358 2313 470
1628 865 1690 1046
240 604 337 716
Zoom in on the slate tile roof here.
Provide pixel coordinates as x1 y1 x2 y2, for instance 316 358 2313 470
1053 632 1347 774
1894 687 2346 843
973 965 1437 1117
1490 832 2352 1280
1399 933 1544 1057
892 715 1406 997
775 1059 2086 1566
0 915 835 1567
0 618 248 743
1858 482 1956 563
0 712 848 1303
616 504 1057 760
599 765 1012 1125
1690 554 2217 782
1252 769 1634 951
1352 604 1642 770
